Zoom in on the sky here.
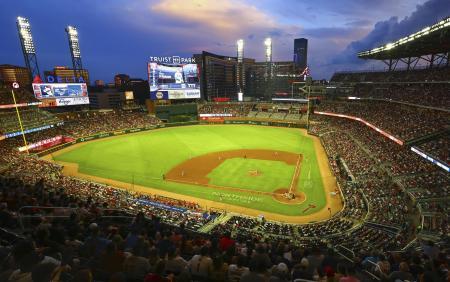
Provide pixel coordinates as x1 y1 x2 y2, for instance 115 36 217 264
1 0 449 82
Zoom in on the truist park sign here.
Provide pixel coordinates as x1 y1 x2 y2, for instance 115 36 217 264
149 56 196 64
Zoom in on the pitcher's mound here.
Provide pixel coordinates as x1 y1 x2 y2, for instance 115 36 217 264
273 188 306 204
248 170 262 177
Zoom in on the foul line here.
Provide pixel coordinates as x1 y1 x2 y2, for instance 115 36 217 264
288 155 302 194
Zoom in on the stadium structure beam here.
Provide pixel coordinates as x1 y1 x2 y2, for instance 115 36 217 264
431 53 449 68
380 52 450 71
382 59 400 71
16 16 40 81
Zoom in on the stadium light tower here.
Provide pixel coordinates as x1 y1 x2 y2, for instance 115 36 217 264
65 25 83 79
236 39 245 96
264 37 272 63
264 37 273 80
16 16 41 81
237 39 244 63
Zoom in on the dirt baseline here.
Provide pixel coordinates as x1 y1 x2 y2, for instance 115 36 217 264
165 149 305 203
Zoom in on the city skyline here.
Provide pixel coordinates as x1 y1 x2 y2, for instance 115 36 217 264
1 0 449 82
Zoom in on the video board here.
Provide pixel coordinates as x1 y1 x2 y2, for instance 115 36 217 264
32 83 89 106
148 56 200 100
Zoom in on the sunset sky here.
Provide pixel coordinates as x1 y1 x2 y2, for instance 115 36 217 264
1 0 449 81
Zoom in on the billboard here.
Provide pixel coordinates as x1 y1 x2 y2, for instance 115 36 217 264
32 83 89 106
148 56 200 100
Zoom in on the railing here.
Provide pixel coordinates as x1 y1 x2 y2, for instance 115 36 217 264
335 244 355 259
0 228 26 245
363 260 382 281
18 206 134 230
333 64 448 75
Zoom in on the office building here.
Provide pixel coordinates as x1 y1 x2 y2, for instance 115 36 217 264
114 74 130 88
0 64 31 86
194 51 254 101
89 88 125 109
294 38 308 70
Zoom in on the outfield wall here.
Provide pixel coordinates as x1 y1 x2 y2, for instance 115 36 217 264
200 118 304 128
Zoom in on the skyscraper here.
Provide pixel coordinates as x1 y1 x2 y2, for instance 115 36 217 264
294 38 308 69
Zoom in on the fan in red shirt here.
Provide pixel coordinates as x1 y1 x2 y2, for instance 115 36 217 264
219 232 235 252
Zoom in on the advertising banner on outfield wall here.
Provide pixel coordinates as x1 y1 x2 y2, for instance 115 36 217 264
18 136 63 152
223 120 302 128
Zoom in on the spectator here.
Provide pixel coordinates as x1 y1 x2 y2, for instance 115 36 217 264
228 255 249 282
339 263 360 282
388 261 414 282
164 247 187 276
187 246 213 279
123 243 151 281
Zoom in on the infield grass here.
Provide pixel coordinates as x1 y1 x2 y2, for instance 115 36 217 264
53 125 326 216
207 158 295 192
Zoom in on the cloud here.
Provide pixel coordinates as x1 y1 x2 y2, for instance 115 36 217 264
345 19 372 27
257 0 428 28
116 0 304 61
333 0 450 66
151 0 278 36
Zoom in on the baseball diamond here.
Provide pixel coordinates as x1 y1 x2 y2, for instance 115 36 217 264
47 125 342 222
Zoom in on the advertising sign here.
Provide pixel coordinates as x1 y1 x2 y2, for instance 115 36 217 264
56 97 90 106
148 57 200 100
32 83 89 106
18 136 63 152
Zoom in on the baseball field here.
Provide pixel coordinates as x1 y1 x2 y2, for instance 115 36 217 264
47 125 341 223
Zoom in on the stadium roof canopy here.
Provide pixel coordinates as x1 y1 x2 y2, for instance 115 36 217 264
358 17 450 60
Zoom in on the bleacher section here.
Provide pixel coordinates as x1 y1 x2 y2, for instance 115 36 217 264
0 108 60 135
269 112 287 120
285 113 302 121
331 67 450 110
0 87 38 105
247 110 258 117
255 111 271 119
316 100 450 142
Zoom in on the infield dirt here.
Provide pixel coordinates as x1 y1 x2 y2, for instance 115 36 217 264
165 149 305 204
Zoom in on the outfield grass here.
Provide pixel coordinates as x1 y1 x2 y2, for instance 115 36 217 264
54 125 326 216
